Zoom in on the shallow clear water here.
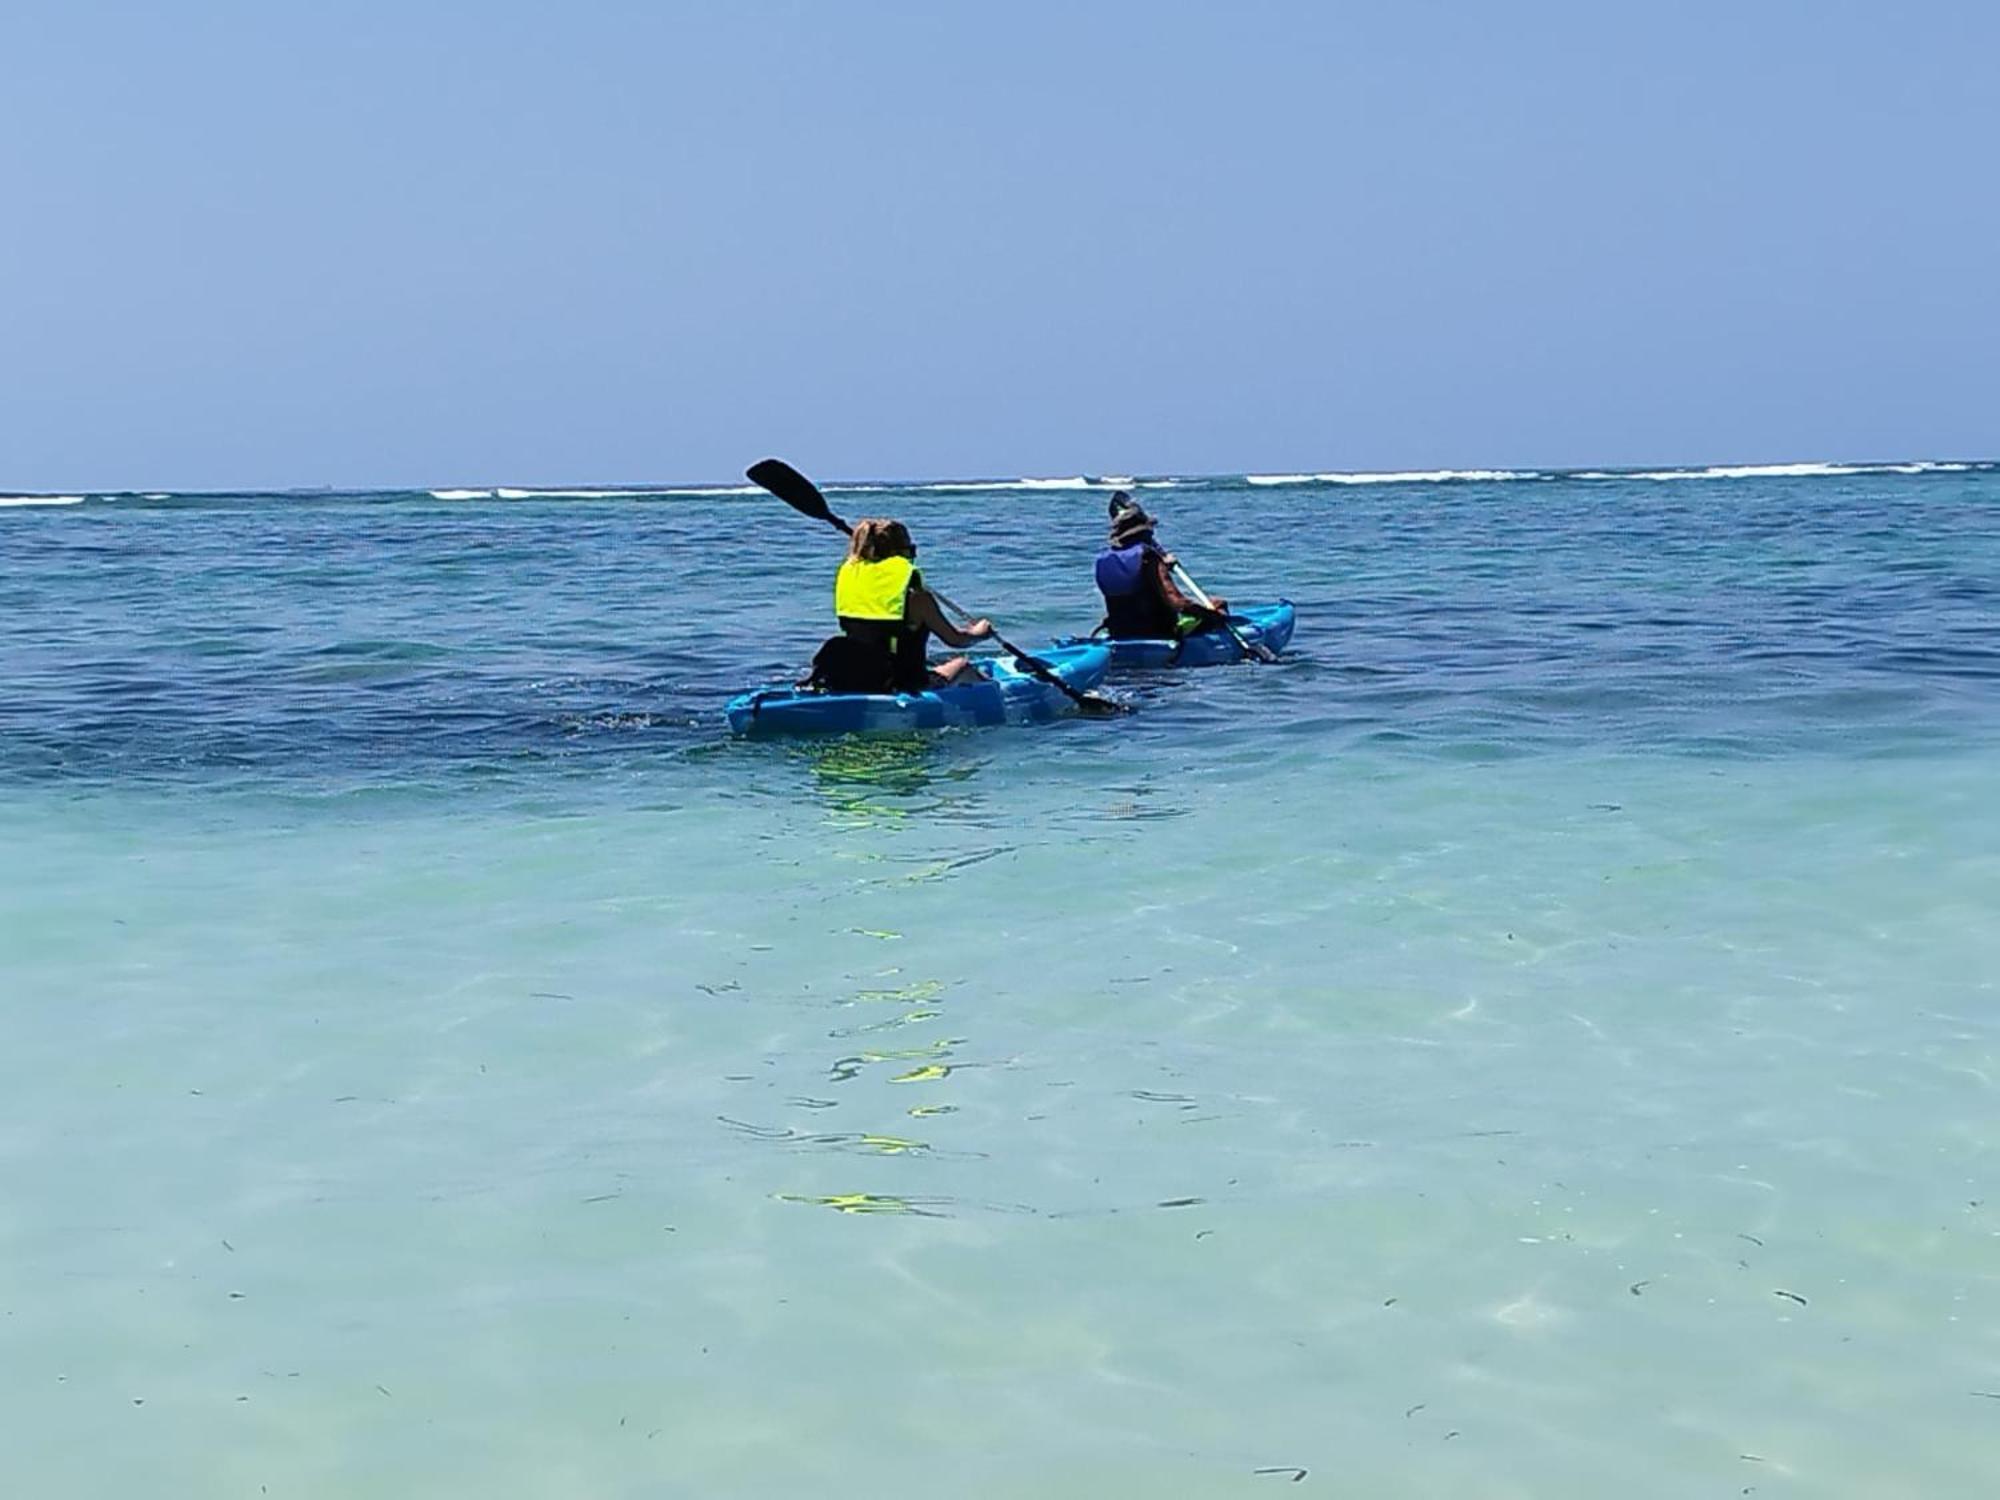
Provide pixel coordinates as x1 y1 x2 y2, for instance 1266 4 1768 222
4 467 1999 1495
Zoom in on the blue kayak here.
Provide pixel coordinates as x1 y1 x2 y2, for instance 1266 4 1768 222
1057 600 1297 669
727 643 1113 737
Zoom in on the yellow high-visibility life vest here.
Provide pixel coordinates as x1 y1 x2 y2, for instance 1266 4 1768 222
834 556 916 624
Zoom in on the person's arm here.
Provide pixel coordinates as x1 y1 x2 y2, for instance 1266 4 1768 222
1148 551 1227 617
908 583 992 648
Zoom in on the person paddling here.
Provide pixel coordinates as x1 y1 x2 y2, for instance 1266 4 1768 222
1095 492 1230 639
808 518 994 693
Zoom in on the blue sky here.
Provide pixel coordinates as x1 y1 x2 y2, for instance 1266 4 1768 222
4 1 1995 489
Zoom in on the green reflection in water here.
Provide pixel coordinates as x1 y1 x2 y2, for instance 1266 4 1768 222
800 734 979 830
775 1192 947 1217
852 978 945 1003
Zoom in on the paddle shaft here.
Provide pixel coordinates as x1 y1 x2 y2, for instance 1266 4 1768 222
1167 559 1279 663
925 586 1030 662
921 593 1129 710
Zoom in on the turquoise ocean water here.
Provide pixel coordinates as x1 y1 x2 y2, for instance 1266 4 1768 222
4 462 1998 1496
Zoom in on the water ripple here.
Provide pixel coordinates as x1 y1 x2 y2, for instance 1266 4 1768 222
3 470 1998 789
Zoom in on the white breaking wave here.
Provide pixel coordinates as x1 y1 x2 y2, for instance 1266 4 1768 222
498 487 639 499
1629 462 1868 481
1246 469 1532 486
1625 461 1970 481
415 461 1987 504
1324 468 1528 484
1576 460 1988 481
0 494 85 507
1237 460 1988 487
894 475 1137 493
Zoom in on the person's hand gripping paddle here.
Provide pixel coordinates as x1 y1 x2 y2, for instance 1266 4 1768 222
1169 557 1279 664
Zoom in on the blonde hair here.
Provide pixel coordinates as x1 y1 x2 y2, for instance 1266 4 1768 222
846 518 915 563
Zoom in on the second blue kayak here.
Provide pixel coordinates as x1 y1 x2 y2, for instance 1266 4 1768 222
727 643 1113 737
1057 600 1297 668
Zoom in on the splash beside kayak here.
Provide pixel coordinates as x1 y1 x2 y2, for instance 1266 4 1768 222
726 643 1113 736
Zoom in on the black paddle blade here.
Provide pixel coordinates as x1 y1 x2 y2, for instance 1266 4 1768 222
746 458 849 534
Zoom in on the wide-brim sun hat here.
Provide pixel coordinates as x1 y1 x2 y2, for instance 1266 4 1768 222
1109 504 1158 543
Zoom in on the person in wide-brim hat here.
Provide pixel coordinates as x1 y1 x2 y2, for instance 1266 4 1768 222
1093 489 1228 639
1108 499 1159 546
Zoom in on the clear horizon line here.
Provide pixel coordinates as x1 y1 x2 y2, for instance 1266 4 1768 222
5 454 1995 499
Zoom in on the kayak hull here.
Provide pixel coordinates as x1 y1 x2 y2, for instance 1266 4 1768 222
1058 600 1296 668
726 643 1113 737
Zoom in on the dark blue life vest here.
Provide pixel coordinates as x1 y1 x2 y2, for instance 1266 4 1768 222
1095 543 1178 639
